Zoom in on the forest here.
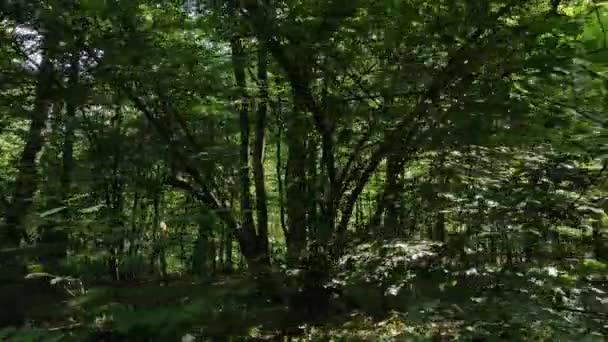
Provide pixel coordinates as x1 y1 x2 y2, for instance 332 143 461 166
0 0 607 340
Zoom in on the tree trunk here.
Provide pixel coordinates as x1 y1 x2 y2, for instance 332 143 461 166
275 100 288 243
370 155 404 238
61 53 78 203
2 52 54 248
150 193 160 278
1 48 54 289
224 193 235 273
231 33 269 272
285 96 309 264
434 212 446 242
306 136 320 240
252 46 269 263
129 192 140 256
192 220 210 276
319 93 337 246
384 156 404 235
593 220 606 261
40 52 79 270
210 234 217 274
129 61 268 274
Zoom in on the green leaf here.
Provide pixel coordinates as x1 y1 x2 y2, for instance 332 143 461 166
24 272 53 280
39 206 67 218
582 259 607 269
79 204 105 214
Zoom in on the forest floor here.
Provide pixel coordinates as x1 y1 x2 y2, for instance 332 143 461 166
2 252 608 341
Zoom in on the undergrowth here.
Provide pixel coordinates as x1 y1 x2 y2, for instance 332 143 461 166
1 241 607 341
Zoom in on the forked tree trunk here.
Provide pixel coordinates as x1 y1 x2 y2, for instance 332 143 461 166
232 35 256 244
230 26 270 272
2 52 54 248
1 47 54 291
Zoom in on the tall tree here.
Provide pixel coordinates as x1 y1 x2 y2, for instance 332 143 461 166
2 39 55 252
253 45 270 260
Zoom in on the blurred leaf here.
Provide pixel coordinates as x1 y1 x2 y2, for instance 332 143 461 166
39 206 67 218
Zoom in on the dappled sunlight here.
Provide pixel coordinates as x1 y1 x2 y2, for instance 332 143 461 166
0 0 606 340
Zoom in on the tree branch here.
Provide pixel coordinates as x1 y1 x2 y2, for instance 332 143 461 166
334 0 525 249
123 86 237 229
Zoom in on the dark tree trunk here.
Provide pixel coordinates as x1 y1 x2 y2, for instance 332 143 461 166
285 97 309 264
384 157 404 235
232 36 255 237
2 53 54 249
306 136 320 241
210 233 217 274
275 100 288 244
231 31 270 273
129 192 140 256
1 48 55 294
128 61 268 275
434 212 446 242
593 220 606 261
61 54 78 203
150 193 160 278
431 153 447 242
223 193 235 273
318 93 337 246
370 155 404 238
192 222 209 276
0 42 55 329
252 46 269 262
40 53 80 270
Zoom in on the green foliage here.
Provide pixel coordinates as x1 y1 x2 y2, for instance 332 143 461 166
304 241 608 340
0 327 64 342
0 0 606 339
